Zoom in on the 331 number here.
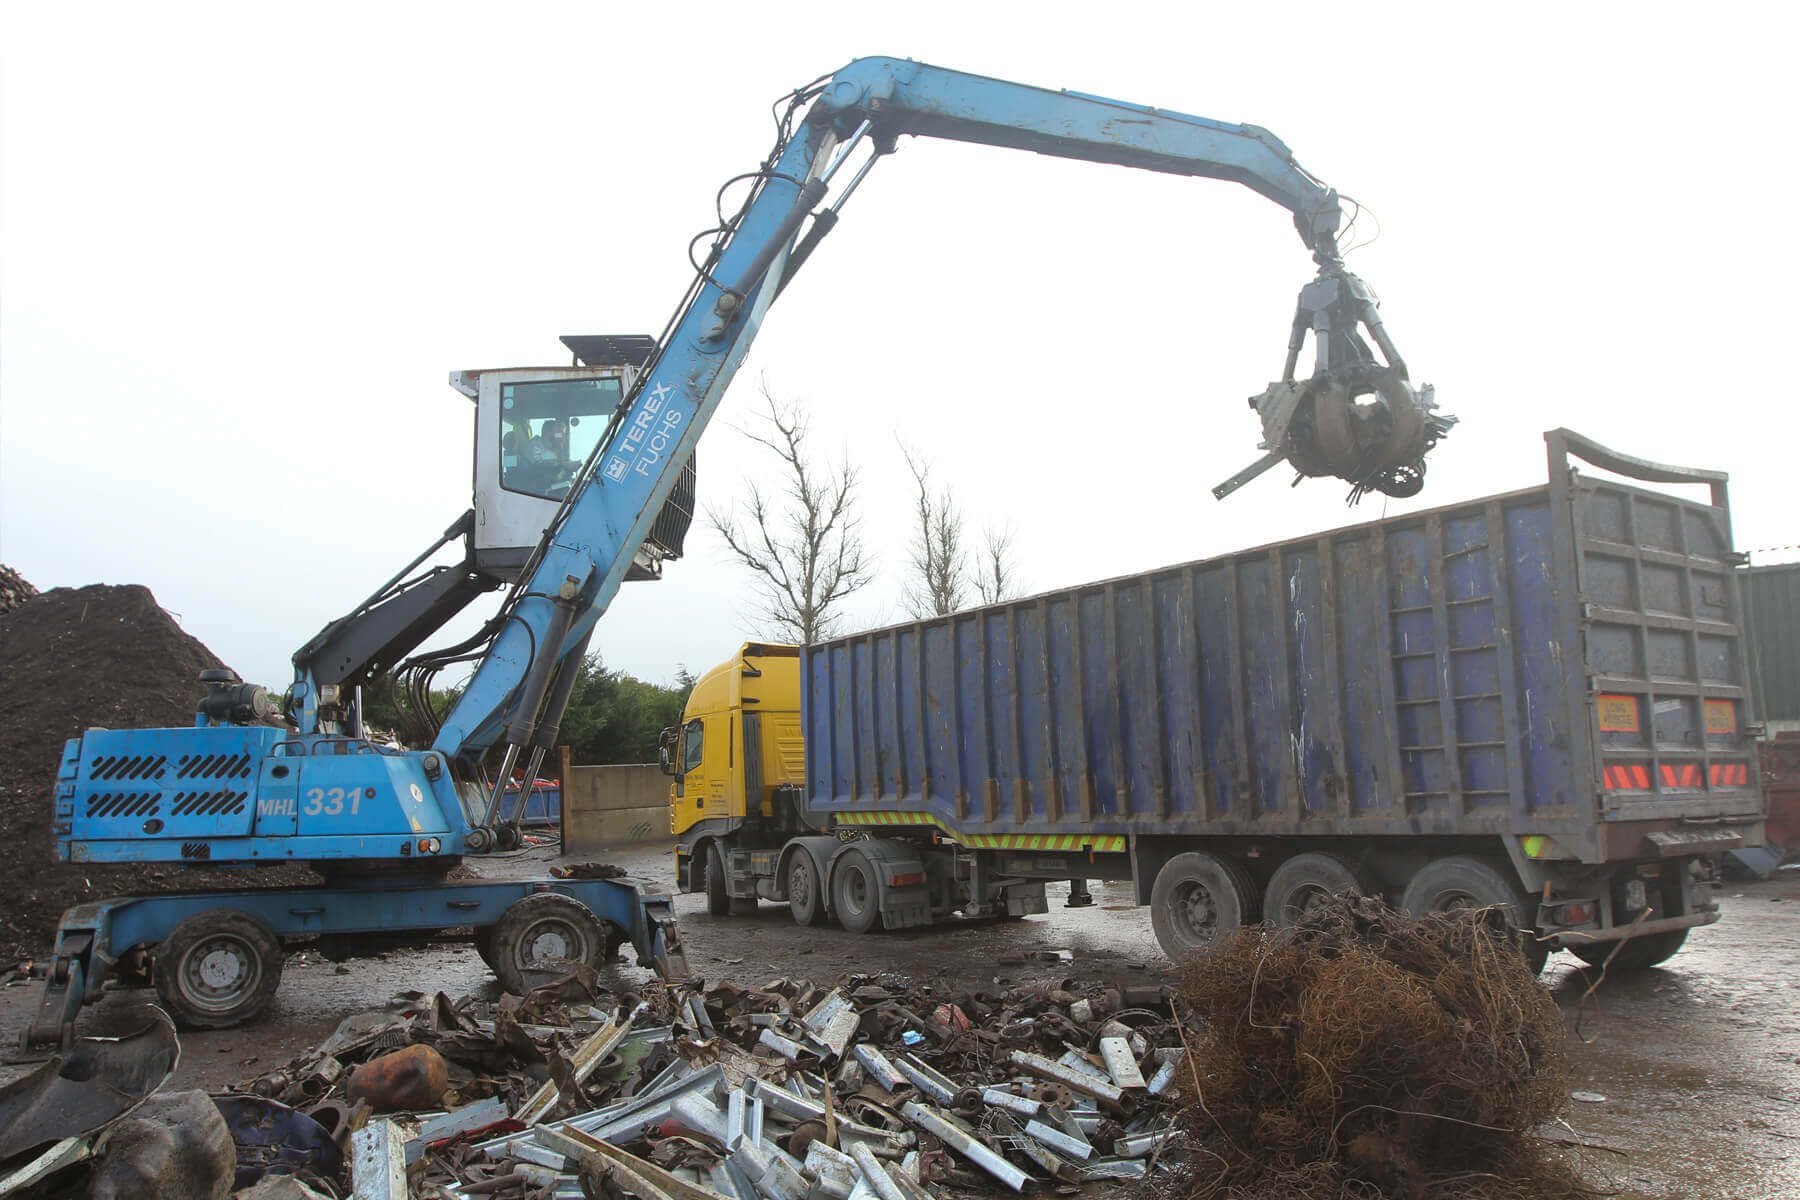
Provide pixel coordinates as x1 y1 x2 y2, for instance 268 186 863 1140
301 786 362 817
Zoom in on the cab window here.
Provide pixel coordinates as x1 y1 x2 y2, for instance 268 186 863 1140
682 719 705 773
500 377 623 500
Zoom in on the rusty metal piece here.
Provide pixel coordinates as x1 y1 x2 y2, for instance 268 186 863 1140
1006 1051 1127 1110
345 1045 448 1114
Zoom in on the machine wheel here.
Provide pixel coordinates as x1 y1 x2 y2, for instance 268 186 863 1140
487 893 607 995
154 909 284 1030
1149 852 1256 960
1263 852 1374 926
788 852 826 926
704 843 731 916
831 849 881 934
473 925 500 971
1569 928 1688 972
1400 856 1548 974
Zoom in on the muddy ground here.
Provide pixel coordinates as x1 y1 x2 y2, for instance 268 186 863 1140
4 842 1796 1200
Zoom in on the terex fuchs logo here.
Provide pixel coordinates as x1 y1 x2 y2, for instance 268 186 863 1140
604 382 686 482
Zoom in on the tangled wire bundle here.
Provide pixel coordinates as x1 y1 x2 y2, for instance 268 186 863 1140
1171 896 1593 1200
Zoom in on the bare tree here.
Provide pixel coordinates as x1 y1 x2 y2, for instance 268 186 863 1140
899 444 1023 615
709 383 873 644
900 443 968 618
972 524 1021 605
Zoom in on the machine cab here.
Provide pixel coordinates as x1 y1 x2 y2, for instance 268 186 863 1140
452 334 695 582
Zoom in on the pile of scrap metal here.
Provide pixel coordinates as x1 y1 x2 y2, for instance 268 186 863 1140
170 969 1188 1199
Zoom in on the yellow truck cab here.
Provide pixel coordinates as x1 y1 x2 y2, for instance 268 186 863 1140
659 643 809 913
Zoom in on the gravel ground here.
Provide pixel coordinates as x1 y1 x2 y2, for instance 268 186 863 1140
3 841 1796 1199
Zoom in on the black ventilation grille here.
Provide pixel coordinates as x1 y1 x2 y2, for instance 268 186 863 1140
177 753 254 780
86 793 160 818
170 790 249 817
645 454 696 560
88 754 168 781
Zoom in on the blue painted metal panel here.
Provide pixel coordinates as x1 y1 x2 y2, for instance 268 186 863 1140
59 729 470 867
800 436 1762 854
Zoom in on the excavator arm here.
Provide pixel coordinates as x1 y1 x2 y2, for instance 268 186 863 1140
429 57 1450 814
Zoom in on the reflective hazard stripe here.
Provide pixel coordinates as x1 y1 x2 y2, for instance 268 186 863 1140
1710 763 1749 787
1604 764 1652 790
832 811 1126 853
1659 763 1703 788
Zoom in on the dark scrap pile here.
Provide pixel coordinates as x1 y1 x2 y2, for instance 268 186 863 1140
184 967 1191 1198
0 582 316 964
1172 895 1588 1200
0 564 38 614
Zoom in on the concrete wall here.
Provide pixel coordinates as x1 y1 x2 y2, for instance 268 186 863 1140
559 753 671 854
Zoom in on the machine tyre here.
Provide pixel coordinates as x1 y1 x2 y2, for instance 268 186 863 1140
488 893 607 995
787 852 826 926
831 849 882 934
154 909 284 1030
1149 852 1255 960
1263 852 1374 927
704 843 731 916
1400 856 1548 974
473 925 500 971
1569 928 1688 972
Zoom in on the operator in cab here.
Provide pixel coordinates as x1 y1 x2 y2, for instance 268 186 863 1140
529 416 571 469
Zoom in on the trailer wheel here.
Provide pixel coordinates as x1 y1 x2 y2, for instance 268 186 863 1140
1149 853 1255 959
488 893 607 995
1570 928 1688 972
787 852 826 926
154 909 284 1030
1264 852 1374 926
703 842 731 916
1400 856 1547 974
831 849 882 934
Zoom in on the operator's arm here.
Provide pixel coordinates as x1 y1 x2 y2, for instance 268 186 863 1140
431 57 1439 774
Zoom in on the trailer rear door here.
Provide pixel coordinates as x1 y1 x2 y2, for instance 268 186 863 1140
1554 431 1763 823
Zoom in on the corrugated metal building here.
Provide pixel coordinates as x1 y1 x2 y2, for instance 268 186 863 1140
1747 562 1800 727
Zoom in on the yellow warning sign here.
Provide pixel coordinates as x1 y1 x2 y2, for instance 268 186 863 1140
1596 694 1639 733
1704 699 1735 735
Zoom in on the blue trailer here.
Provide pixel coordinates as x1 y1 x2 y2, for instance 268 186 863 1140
784 431 1763 969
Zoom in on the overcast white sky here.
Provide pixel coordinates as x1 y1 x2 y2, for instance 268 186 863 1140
4 4 1796 690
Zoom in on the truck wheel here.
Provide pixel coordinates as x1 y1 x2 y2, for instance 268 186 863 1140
154 909 284 1030
788 852 826 926
1149 853 1255 960
488 893 607 995
831 849 882 934
1570 928 1688 971
704 843 731 916
1263 852 1373 926
1400 856 1547 973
